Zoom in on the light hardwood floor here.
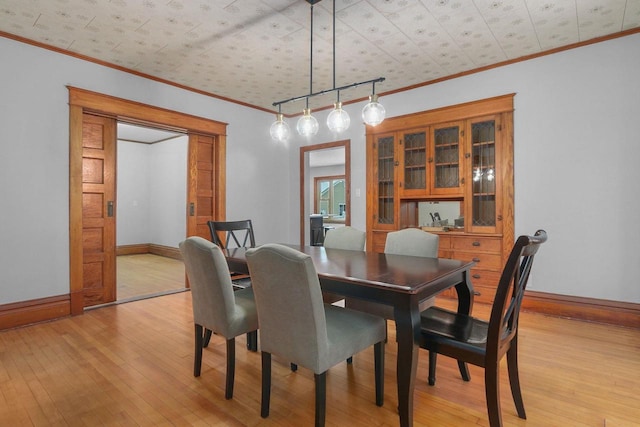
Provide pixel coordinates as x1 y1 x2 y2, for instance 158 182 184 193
1 265 639 426
117 254 186 301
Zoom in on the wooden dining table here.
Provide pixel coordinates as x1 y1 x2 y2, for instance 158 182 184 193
224 244 475 427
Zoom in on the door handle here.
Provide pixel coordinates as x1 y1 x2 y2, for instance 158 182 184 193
189 202 195 216
107 201 114 217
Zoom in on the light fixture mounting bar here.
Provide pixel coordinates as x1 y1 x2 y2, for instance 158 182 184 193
272 76 385 108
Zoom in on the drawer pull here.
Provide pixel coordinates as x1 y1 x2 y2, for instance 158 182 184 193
472 257 481 262
472 241 480 246
473 290 481 296
472 274 481 279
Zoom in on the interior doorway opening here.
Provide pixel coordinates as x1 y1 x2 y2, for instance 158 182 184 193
115 122 187 303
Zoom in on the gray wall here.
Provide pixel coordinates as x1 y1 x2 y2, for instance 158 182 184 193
1 32 639 306
117 136 188 248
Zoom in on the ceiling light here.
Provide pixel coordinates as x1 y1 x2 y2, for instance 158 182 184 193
269 112 290 142
271 0 385 138
297 107 319 137
327 94 350 133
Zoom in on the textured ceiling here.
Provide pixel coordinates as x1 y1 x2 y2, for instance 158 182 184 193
1 0 639 115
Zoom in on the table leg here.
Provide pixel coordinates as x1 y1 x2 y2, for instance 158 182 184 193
394 301 421 427
455 270 474 315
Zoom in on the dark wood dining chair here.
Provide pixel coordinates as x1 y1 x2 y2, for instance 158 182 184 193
179 237 259 400
419 229 547 427
245 243 386 427
207 219 255 290
208 219 255 250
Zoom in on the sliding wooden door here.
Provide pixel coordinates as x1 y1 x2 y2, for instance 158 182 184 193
69 87 227 314
79 113 117 307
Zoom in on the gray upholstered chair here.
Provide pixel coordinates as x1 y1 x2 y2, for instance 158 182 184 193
346 227 439 319
384 227 439 257
323 226 366 251
179 236 259 400
322 226 366 304
246 243 386 427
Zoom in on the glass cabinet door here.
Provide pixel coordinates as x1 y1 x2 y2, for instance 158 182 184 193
430 122 463 196
374 134 396 228
399 129 427 197
468 116 501 233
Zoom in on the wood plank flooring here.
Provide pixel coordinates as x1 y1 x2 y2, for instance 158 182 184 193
1 263 639 426
116 254 185 301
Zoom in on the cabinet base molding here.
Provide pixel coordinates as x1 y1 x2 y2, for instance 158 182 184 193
520 290 639 329
116 244 182 260
0 294 71 330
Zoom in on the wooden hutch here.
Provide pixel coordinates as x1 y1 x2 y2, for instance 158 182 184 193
365 94 515 304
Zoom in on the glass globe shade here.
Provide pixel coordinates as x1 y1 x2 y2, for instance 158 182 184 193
362 95 386 126
296 108 319 136
270 113 290 142
327 102 351 133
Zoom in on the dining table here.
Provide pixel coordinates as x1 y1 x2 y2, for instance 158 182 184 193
224 244 475 427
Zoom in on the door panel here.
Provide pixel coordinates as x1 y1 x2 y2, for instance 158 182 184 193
81 114 116 306
187 134 220 239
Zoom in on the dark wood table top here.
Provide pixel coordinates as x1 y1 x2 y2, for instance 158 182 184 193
224 244 474 295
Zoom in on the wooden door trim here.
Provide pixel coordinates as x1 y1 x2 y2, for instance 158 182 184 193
69 87 227 314
299 140 351 246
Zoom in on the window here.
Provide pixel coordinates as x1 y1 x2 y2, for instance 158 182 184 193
314 176 346 223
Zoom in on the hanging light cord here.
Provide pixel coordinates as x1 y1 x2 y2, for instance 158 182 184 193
272 0 384 109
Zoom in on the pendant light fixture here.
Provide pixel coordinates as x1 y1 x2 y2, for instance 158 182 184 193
270 0 385 140
269 105 291 142
362 81 386 126
327 91 350 133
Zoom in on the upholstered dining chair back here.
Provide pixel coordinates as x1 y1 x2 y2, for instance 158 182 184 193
181 236 244 336
384 227 439 257
179 236 258 399
323 226 366 251
246 243 386 426
246 243 330 371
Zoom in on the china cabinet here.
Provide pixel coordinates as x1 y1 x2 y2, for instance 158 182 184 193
366 95 514 304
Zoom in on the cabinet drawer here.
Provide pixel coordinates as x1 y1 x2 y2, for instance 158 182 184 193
452 251 503 271
471 283 497 305
451 236 501 253
469 269 501 288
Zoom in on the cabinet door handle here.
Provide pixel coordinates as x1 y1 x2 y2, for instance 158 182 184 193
472 241 480 246
472 257 481 262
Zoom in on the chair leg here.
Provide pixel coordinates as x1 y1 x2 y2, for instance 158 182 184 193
314 372 327 427
346 356 353 364
247 330 258 352
507 340 526 419
374 341 385 406
428 351 438 386
225 338 235 399
261 352 272 418
203 328 213 348
485 362 503 427
458 360 471 382
194 324 204 377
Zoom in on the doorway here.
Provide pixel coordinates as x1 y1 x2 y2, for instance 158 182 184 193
299 140 351 246
115 122 187 302
69 87 227 313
